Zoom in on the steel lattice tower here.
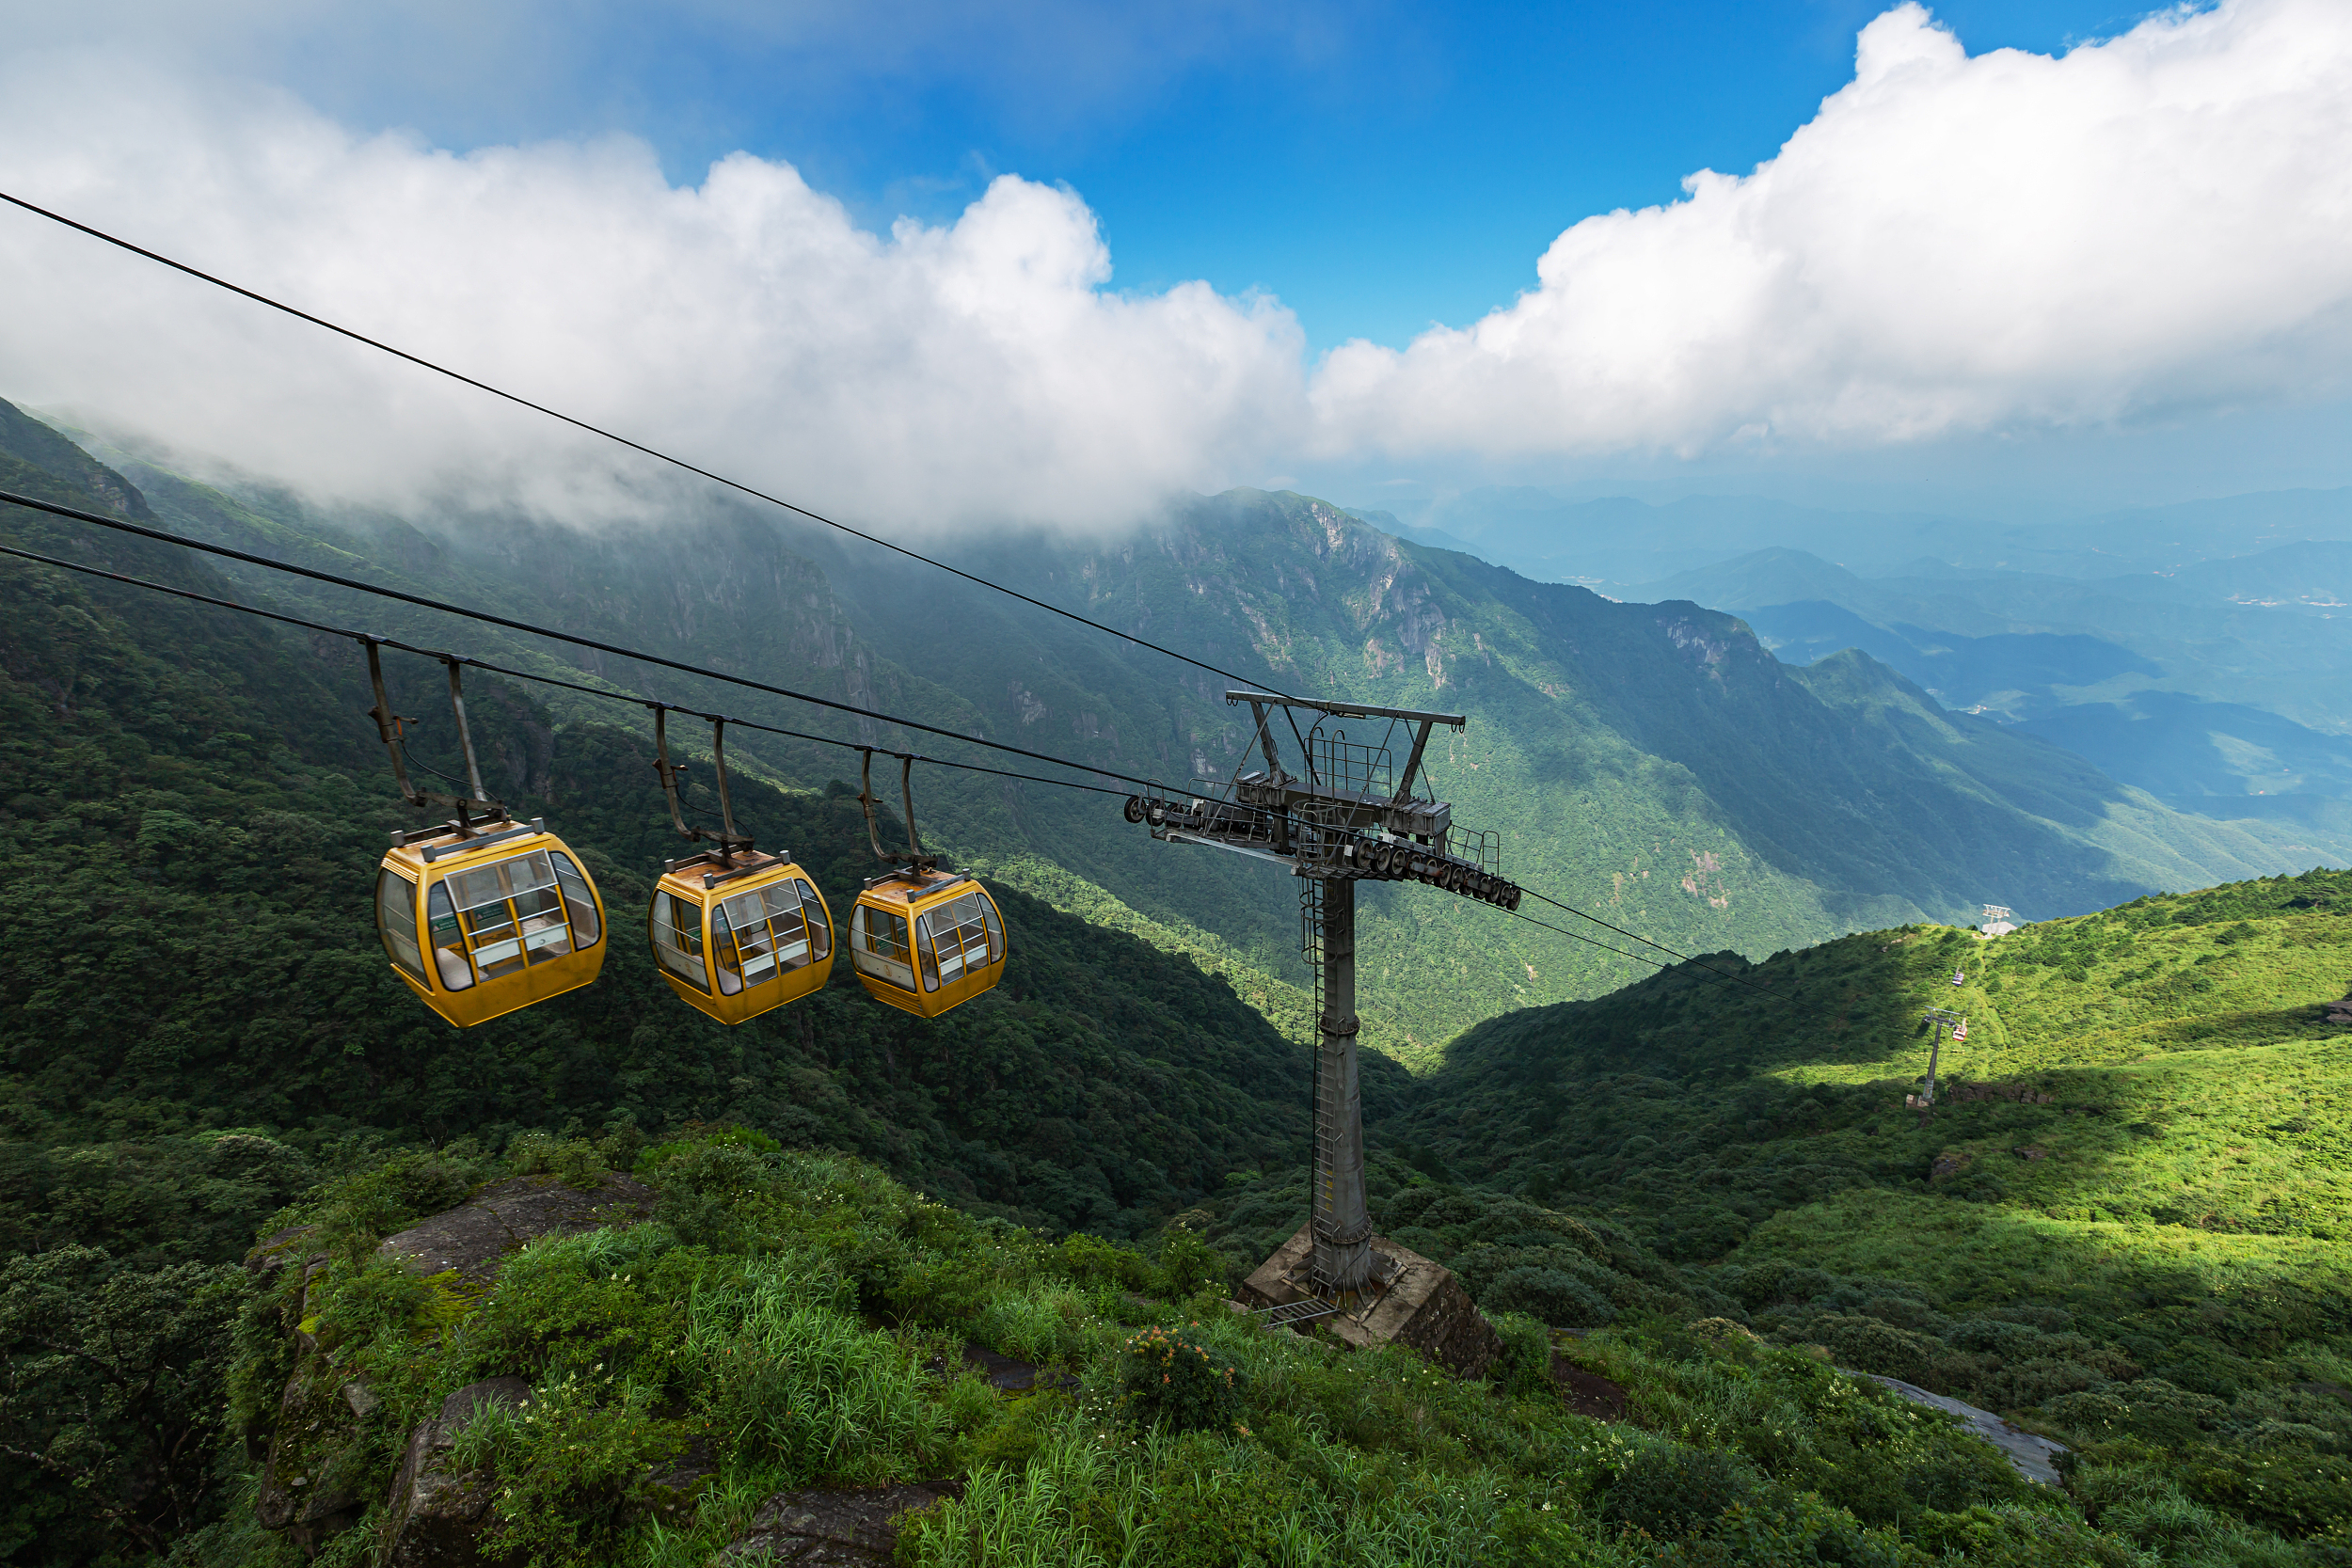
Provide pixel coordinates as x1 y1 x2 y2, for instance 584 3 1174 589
1126 690 1520 1303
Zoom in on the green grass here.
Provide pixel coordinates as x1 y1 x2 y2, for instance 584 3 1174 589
130 1130 2295 1568
1328 870 2352 1558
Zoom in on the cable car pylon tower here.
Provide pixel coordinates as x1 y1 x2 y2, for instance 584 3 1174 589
1125 690 1517 1370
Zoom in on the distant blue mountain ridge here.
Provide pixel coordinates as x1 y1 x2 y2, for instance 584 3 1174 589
1599 531 2352 833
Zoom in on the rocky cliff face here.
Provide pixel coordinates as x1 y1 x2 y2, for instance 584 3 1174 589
244 1173 655 1561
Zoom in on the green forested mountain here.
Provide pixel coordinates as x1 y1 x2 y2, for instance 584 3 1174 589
0 411 1374 1245
792 487 2345 1049
11 404 2352 1564
34 403 2328 1056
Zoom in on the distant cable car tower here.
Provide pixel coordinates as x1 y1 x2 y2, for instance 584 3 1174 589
1980 904 2018 937
1124 690 1518 1305
1910 1006 1965 1120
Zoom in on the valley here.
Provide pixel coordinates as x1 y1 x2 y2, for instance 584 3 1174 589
6 406 2352 1564
37 403 2341 1056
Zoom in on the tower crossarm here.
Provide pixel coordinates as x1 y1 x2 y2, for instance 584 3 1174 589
1133 688 1505 1302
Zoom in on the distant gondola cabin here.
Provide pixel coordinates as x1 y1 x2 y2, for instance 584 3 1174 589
374 819 608 1028
849 870 1005 1017
647 853 834 1024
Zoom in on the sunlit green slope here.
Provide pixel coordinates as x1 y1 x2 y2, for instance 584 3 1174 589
1376 869 2352 1544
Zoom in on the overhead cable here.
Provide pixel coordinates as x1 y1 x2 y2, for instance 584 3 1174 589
0 486 1183 799
1 492 1775 996
0 535 1148 804
0 189 1292 699
1503 906 1773 995
1518 885 1774 993
0 194 1782 994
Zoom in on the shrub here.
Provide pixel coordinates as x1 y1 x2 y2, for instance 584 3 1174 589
1489 1311 1554 1400
650 1143 774 1252
1058 1233 1150 1292
974 1284 1089 1366
2044 1378 2228 1449
1906 1503 2159 1567
1139 1461 1306 1568
1152 1226 1229 1300
697 1260 950 1483
506 1132 610 1191
1115 1324 1246 1433
1601 1444 1756 1539
309 1255 436 1351
447 1370 682 1567
2183 1445 2352 1539
1728 1259 1797 1309
1816 1314 1947 1388
1901 1443 2030 1513
1483 1265 1617 1329
297 1146 493 1261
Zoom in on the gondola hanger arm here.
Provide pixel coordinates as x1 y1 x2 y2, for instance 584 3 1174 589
652 705 694 840
362 637 421 808
855 748 933 873
361 635 506 833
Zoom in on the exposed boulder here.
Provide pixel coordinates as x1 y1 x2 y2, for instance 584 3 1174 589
376 1173 654 1286
378 1378 534 1568
253 1367 370 1552
1860 1372 2070 1486
721 1481 962 1564
250 1172 653 1557
644 1435 719 1525
246 1223 321 1275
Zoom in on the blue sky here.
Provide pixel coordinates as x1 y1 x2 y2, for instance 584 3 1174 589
236 0 2150 351
3 0 2348 525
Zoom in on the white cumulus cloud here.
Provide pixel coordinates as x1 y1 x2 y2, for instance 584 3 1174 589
0 62 1304 531
1 0 2349 528
1312 0 2352 461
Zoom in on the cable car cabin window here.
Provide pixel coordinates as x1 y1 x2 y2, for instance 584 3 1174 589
650 891 708 991
914 916 940 991
376 868 425 983
550 852 601 947
850 904 916 991
713 882 820 997
425 884 473 990
917 892 996 989
440 849 577 985
796 879 831 959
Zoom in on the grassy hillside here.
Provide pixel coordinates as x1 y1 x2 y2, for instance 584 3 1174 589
73 1128 2271 1568
1375 868 2352 1550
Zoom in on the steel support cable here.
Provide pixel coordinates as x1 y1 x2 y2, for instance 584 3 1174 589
0 513 1365 828
0 487 1204 800
1516 883 1774 992
1500 905 1773 996
0 535 1134 802
0 189 1296 701
1 500 1782 990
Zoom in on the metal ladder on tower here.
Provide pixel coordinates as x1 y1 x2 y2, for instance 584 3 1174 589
1300 873 1343 1297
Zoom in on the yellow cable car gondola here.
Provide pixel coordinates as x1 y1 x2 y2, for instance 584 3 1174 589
643 708 834 1023
364 644 608 1027
845 751 1005 1017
